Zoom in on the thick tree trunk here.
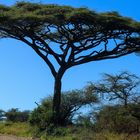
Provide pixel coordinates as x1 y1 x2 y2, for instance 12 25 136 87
52 73 63 125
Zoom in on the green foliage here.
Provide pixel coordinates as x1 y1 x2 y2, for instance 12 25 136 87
29 99 53 131
0 2 140 40
5 2 140 26
94 104 140 133
5 108 30 122
29 90 98 131
59 90 98 125
75 115 93 128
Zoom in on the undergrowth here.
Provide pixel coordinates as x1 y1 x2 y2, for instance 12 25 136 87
0 122 139 140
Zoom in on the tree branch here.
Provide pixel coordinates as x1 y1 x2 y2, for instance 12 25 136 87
20 37 57 77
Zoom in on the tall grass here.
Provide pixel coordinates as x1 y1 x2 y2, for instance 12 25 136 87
0 122 32 137
0 122 139 140
40 133 140 140
40 127 140 140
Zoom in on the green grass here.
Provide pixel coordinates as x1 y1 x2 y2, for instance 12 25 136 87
0 122 139 140
39 127 140 140
40 133 140 140
0 122 32 137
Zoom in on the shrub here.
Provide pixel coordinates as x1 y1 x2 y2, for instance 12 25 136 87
29 89 98 132
94 104 140 133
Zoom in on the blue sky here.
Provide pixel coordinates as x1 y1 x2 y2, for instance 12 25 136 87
0 0 140 111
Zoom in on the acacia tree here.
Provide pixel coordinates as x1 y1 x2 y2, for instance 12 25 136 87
86 72 140 106
0 2 140 124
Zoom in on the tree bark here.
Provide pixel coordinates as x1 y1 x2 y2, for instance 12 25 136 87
52 69 65 125
124 98 128 107
53 76 61 123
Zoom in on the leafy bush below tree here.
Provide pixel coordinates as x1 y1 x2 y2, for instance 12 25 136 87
29 89 98 132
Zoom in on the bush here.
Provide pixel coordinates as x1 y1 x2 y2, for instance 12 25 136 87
29 97 53 131
94 104 140 133
75 115 93 128
29 89 98 132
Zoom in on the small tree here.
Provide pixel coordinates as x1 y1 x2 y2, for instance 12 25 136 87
0 2 140 124
87 71 140 106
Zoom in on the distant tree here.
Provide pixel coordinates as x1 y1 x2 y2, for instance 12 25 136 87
29 89 98 129
20 110 31 122
86 71 140 106
5 108 18 122
5 108 30 122
0 109 5 121
0 2 140 124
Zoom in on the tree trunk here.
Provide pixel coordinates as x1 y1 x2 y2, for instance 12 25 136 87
124 94 128 107
124 98 128 107
52 74 62 125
